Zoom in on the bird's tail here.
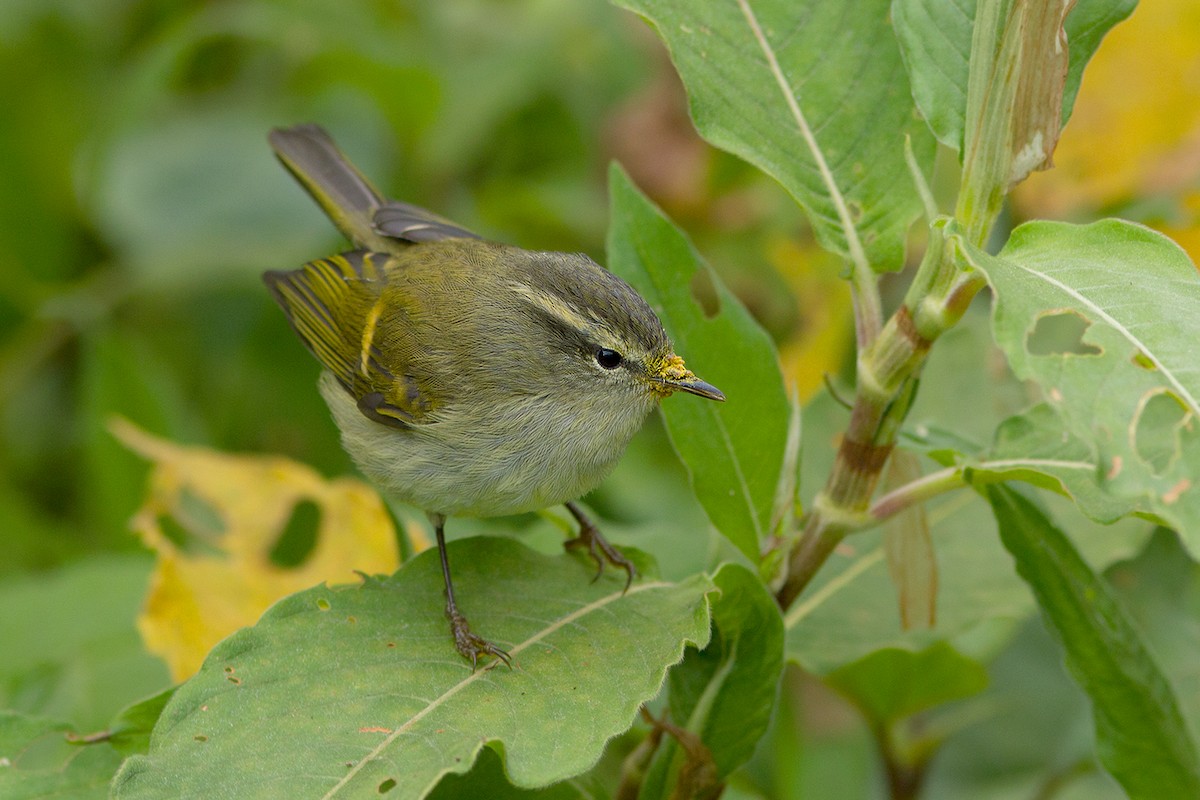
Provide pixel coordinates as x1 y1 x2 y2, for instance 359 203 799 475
269 124 388 250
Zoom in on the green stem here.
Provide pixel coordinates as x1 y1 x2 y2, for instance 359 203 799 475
870 467 968 522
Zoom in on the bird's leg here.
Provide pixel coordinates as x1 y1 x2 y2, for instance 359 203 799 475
563 501 637 592
430 513 511 670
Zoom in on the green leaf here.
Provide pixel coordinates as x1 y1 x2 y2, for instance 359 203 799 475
613 0 934 270
643 564 784 797
970 219 1200 544
893 0 1137 153
986 485 1200 798
607 165 790 562
0 711 122 800
0 555 169 732
111 538 715 799
824 642 987 726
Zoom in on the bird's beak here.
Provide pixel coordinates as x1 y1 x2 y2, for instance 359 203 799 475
651 354 726 402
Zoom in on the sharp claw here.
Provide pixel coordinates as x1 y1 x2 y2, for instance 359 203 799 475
563 504 639 591
449 608 511 670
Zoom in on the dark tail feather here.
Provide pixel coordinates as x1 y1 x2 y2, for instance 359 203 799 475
269 124 387 250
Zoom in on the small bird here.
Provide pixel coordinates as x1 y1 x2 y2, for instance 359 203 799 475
264 124 724 667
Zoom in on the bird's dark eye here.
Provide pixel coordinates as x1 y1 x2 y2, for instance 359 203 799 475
595 348 623 369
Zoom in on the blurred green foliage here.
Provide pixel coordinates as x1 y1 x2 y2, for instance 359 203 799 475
0 0 739 574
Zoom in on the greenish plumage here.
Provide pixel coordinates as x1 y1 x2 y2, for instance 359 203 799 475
264 124 722 666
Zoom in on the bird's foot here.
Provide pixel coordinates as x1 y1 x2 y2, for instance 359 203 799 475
564 502 637 592
448 607 511 671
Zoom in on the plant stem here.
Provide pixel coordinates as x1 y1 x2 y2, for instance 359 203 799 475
870 467 967 522
775 0 1053 610
776 236 981 608
872 722 930 800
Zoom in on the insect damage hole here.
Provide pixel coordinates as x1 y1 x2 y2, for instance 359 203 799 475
378 778 397 793
269 498 321 568
156 486 227 557
1026 310 1102 357
1132 391 1190 476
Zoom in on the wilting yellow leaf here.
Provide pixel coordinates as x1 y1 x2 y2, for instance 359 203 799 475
112 418 410 681
1013 0 1200 261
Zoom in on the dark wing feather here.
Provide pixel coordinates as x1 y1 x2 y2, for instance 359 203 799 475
373 201 481 243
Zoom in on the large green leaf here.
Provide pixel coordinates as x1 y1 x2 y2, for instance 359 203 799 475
607 165 790 562
111 537 714 799
642 564 784 797
0 712 123 800
893 0 1137 153
987 485 1200 798
970 219 1200 545
613 0 934 271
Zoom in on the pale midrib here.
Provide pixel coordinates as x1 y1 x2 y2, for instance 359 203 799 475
321 581 673 798
1010 261 1200 416
984 458 1094 472
734 0 870 276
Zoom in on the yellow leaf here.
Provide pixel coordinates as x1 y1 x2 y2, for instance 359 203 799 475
112 418 409 681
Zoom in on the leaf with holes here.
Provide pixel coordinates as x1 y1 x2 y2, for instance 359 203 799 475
112 419 403 681
893 0 1136 154
613 0 934 271
110 538 715 800
607 165 790 562
968 220 1200 547
970 403 1150 524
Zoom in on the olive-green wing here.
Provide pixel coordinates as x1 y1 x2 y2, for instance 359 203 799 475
263 250 434 428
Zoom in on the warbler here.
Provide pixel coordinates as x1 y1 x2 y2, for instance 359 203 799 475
264 124 723 667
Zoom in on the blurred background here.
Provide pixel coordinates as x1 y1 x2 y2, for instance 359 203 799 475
1 0 1197 794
